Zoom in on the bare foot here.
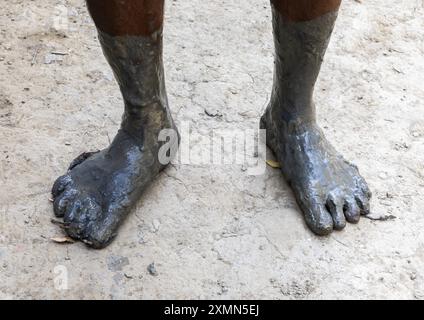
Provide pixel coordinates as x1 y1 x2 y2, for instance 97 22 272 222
261 108 371 235
52 107 178 248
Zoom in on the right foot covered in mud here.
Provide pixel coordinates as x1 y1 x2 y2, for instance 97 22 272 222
52 105 179 249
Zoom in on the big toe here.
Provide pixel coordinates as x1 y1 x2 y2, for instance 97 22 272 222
85 222 117 249
303 202 334 236
52 175 72 198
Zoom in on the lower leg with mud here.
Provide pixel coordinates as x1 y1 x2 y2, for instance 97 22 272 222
51 0 178 248
261 0 371 234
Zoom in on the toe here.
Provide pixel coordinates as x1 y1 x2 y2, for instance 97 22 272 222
355 194 371 216
85 225 116 249
302 202 334 236
51 175 72 198
86 229 116 249
326 194 346 230
351 172 371 215
64 198 83 223
354 174 372 200
65 197 105 245
53 195 68 218
343 197 361 223
359 182 372 201
64 199 86 239
84 209 120 249
53 189 76 218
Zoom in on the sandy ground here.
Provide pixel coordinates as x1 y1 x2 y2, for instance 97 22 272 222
1 0 424 299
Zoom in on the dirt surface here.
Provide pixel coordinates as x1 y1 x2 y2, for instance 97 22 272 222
1 0 424 299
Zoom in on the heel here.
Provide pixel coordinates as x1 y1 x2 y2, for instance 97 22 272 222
260 107 277 154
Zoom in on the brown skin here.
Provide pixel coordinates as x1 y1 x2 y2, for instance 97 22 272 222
86 0 164 36
87 0 341 35
271 0 341 22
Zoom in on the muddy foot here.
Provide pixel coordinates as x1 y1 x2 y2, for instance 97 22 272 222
261 109 371 235
52 121 178 248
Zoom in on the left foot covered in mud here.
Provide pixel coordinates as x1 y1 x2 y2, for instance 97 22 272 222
52 113 178 248
261 109 371 235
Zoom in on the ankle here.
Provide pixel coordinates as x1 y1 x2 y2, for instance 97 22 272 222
122 103 175 140
264 102 316 130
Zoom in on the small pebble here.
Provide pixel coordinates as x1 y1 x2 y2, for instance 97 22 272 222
147 263 158 276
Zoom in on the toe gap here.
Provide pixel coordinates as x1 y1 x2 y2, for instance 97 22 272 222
342 202 349 214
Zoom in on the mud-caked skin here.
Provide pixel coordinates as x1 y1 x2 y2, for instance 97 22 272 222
261 5 371 235
52 29 179 248
261 114 371 234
